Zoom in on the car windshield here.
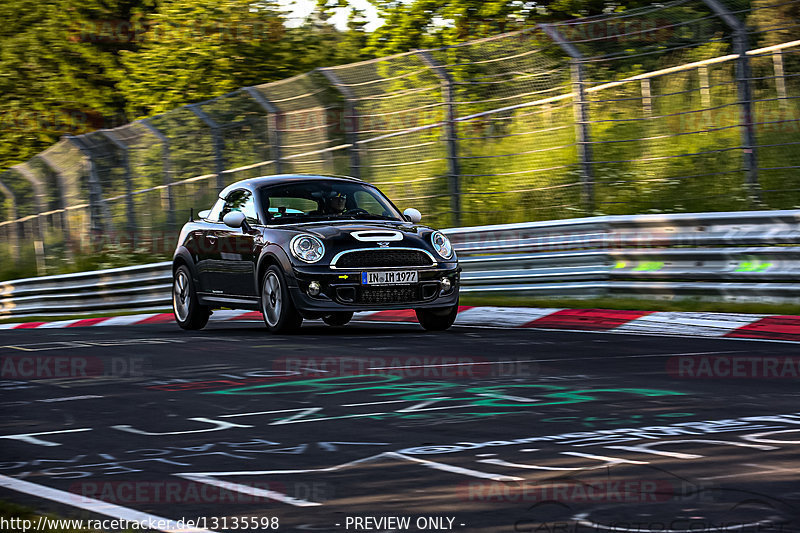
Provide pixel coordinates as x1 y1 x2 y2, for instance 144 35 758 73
258 181 404 223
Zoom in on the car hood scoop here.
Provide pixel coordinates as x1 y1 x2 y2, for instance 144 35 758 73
350 230 404 242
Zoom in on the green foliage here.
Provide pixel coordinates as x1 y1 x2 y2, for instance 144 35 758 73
0 0 370 169
0 0 147 170
363 0 657 55
748 0 800 48
364 0 521 54
117 0 289 117
115 0 374 118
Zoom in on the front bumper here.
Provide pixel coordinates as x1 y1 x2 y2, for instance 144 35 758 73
287 263 460 314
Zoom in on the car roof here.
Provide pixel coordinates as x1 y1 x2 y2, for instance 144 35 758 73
218 174 365 199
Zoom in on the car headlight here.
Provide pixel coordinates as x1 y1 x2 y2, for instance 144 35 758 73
291 234 325 263
430 231 454 260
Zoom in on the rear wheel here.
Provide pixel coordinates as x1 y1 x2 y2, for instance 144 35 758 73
323 312 353 327
261 265 303 333
416 303 459 331
172 265 210 330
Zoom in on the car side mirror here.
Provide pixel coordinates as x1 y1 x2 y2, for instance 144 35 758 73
403 208 422 223
198 209 211 220
223 211 246 229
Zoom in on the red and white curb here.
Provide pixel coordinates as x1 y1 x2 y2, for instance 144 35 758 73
1 307 799 342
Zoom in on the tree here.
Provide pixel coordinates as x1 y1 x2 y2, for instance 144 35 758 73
0 0 155 169
748 0 800 48
362 0 657 55
116 0 296 118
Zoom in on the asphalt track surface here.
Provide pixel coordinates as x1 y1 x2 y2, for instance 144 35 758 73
1 318 800 533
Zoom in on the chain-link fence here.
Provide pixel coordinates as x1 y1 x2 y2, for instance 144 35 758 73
1 0 799 279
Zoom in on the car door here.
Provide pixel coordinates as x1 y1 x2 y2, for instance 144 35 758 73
194 197 225 294
215 189 259 297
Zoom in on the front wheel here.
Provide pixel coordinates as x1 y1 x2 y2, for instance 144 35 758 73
261 265 303 333
323 312 353 327
416 303 459 332
172 265 210 330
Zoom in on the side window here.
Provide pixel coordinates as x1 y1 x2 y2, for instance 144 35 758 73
268 197 318 217
207 198 225 222
221 190 258 224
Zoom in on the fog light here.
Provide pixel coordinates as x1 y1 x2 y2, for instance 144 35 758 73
307 281 321 297
440 277 452 292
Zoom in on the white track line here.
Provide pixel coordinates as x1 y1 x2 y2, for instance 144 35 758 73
384 452 523 481
0 474 217 533
1 308 798 345
95 314 159 326
209 310 253 321
36 319 82 329
177 474 320 507
455 306 564 327
614 311 766 337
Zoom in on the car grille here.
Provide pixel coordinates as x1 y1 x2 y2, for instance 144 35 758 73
335 249 433 268
358 286 419 304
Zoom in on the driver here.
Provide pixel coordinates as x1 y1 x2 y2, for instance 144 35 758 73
327 192 347 214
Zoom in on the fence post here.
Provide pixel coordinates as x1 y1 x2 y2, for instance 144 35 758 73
66 135 113 237
417 50 462 228
99 132 136 238
701 0 760 204
0 174 20 263
243 87 283 174
11 163 47 274
187 104 226 190
139 119 175 231
773 50 788 111
540 24 595 215
318 68 361 179
640 79 653 116
37 154 75 262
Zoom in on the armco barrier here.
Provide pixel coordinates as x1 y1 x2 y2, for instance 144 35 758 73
1 210 799 318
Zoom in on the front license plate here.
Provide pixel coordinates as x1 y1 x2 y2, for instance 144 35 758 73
361 270 418 285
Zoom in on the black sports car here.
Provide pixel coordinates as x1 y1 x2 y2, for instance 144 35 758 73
171 174 461 333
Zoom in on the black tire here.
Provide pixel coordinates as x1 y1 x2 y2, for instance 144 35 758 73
416 303 459 331
172 265 210 330
261 265 303 333
323 312 354 327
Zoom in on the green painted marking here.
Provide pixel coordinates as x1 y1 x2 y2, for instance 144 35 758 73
614 261 627 269
207 374 686 411
735 258 773 272
633 261 664 272
735 261 755 272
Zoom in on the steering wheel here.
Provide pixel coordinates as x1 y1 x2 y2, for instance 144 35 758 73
344 208 369 216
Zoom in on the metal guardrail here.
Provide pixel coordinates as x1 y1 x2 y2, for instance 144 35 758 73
1 210 798 318
454 209 800 303
0 262 172 317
